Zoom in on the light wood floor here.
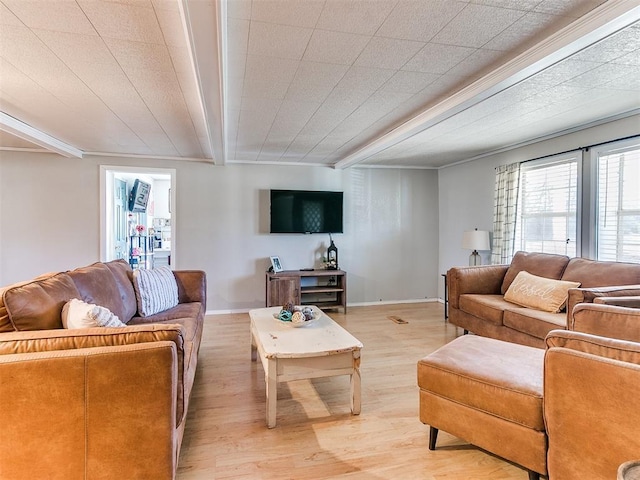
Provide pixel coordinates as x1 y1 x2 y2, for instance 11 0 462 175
177 303 531 479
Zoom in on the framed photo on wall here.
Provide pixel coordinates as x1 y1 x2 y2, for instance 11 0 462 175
270 256 283 273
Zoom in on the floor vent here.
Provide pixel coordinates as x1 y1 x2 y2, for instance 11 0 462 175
388 316 408 324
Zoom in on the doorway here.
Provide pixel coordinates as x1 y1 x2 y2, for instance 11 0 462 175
100 166 176 269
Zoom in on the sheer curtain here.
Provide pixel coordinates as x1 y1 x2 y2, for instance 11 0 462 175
492 162 520 265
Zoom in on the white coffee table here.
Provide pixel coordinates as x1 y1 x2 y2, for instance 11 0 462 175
249 306 363 428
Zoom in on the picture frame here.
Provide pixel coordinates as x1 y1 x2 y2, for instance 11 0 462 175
270 256 283 273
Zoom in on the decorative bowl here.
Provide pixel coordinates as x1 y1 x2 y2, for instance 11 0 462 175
273 306 317 327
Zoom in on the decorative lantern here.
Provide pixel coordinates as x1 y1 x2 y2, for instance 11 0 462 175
327 234 338 270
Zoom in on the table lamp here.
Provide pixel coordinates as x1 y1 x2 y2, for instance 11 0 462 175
462 229 490 266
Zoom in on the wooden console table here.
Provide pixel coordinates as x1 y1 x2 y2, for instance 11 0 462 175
265 269 347 313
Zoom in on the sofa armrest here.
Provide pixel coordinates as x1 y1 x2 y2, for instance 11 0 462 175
174 270 207 309
594 295 640 308
0 342 178 479
566 284 640 327
569 303 640 342
0 324 185 355
543 329 640 479
447 265 508 309
0 324 189 426
546 329 640 360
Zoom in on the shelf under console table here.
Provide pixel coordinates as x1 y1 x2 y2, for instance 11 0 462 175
265 269 347 313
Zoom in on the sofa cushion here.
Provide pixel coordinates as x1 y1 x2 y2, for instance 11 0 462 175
133 267 179 317
62 298 126 329
501 251 570 294
128 304 204 407
128 311 204 426
503 306 566 340
459 294 511 326
2 273 80 331
128 303 203 344
504 271 581 313
68 262 134 324
561 257 640 288
103 259 138 322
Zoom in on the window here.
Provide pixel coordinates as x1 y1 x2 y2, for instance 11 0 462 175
596 143 640 262
514 153 579 257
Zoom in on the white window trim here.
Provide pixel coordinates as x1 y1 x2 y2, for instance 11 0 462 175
515 150 582 257
589 137 640 261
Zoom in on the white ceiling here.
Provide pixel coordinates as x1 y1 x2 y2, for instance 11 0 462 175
0 0 639 169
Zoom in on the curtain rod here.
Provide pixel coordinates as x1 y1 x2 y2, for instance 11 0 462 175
520 133 640 165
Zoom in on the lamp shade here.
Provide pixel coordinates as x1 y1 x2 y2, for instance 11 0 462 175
462 230 490 251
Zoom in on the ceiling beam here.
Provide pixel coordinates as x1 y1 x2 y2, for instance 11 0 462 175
334 0 640 169
0 112 83 158
179 0 226 166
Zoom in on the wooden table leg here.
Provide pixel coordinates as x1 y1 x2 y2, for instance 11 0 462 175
266 357 277 428
351 350 361 415
250 331 257 362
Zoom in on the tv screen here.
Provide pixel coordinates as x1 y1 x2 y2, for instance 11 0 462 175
128 179 151 213
270 190 343 234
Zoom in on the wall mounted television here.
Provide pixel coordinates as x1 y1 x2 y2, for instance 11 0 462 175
270 190 343 234
128 179 151 213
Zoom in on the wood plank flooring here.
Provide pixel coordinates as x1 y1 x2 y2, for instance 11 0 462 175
177 303 532 479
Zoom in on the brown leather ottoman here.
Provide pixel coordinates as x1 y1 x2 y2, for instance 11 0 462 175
418 335 547 479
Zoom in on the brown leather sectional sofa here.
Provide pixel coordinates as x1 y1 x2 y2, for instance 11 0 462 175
422 252 640 478
447 251 640 347
0 259 206 480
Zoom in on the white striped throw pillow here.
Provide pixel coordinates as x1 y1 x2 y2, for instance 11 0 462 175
132 266 179 317
62 298 127 329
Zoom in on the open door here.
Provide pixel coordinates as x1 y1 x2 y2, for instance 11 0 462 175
101 166 176 268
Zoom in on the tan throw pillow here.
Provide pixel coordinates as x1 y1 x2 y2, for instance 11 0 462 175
504 271 581 313
62 298 127 329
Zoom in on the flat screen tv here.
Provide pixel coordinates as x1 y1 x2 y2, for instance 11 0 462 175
128 179 151 213
270 190 343 234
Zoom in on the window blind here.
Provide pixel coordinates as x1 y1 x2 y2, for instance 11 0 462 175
597 146 640 262
514 154 578 256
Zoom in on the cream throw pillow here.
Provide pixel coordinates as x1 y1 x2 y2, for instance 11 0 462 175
504 271 581 313
132 266 179 317
62 298 127 329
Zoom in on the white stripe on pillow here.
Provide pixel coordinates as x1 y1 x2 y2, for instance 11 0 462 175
132 266 179 317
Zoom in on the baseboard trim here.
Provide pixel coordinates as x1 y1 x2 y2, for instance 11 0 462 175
205 297 441 316
347 298 440 307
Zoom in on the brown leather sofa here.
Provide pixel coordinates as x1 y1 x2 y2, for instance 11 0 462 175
419 301 640 479
447 251 640 347
0 260 206 480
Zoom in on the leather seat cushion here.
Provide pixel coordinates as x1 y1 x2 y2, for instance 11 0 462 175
418 335 545 430
503 307 566 340
129 302 203 340
128 303 204 426
459 294 512 326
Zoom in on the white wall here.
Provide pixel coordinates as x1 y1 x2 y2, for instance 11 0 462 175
0 151 439 311
437 114 640 299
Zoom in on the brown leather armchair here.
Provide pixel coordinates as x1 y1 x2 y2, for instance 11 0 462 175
545 329 640 479
419 301 640 479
